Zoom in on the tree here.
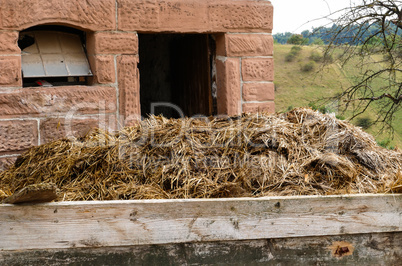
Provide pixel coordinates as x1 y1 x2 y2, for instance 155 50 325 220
301 30 310 39
273 32 293 44
287 34 309 45
311 37 324 45
319 0 402 130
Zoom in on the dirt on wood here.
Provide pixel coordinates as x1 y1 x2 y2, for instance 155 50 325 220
0 108 401 201
2 183 58 204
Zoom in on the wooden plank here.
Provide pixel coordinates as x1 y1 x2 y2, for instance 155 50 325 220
1 232 401 265
0 194 401 251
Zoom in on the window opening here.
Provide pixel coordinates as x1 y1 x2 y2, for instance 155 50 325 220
19 25 92 87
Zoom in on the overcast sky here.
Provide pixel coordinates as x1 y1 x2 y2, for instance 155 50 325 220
271 0 362 34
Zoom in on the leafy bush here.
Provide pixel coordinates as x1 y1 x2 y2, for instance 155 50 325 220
355 117 372 129
285 53 296 62
309 102 345 120
336 114 346 120
308 102 334 114
308 102 319 111
285 46 302 62
301 61 316 72
286 105 294 112
310 50 323 62
377 139 394 150
287 34 309 45
311 38 324 45
323 53 334 63
290 45 302 55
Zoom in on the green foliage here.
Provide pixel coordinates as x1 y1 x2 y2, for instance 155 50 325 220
274 81 280 91
286 105 294 112
308 102 318 110
290 46 302 55
316 1 402 135
336 114 346 120
301 61 316 72
273 32 293 44
301 30 310 39
366 35 382 46
274 44 402 148
355 117 373 129
309 50 333 63
311 38 324 45
377 139 395 150
381 35 402 59
323 52 334 63
308 102 334 114
308 102 345 119
310 50 323 62
285 53 296 62
285 46 302 62
287 34 309 45
274 20 401 45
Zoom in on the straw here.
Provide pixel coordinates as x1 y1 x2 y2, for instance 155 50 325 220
0 108 401 201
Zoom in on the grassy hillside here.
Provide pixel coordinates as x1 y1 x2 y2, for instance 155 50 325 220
274 44 402 148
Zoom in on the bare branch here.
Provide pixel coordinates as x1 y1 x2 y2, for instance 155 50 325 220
345 93 402 104
317 0 402 132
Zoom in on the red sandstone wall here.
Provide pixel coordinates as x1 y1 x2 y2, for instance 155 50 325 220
0 0 274 169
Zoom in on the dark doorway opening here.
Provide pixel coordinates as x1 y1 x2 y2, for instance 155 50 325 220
138 34 215 118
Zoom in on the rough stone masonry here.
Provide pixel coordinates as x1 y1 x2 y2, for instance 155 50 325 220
0 0 274 169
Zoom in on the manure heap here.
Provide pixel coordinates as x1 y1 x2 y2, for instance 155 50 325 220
1 108 401 201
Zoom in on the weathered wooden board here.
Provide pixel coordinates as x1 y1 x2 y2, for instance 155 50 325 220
1 232 401 265
0 194 401 251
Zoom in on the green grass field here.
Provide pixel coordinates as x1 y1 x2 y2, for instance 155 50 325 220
274 44 402 148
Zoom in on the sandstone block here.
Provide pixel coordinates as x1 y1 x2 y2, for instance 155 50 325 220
243 83 275 102
216 58 241 116
0 86 116 118
242 102 275 113
215 34 227 57
0 56 21 86
242 58 274 82
209 1 273 32
118 0 160 31
117 0 273 33
0 0 115 31
0 31 19 54
117 0 208 32
117 55 141 126
87 32 138 55
157 1 208 32
0 120 38 154
40 116 117 144
217 34 273 57
88 55 116 84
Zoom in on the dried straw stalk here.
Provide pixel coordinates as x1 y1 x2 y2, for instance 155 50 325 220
0 108 401 201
